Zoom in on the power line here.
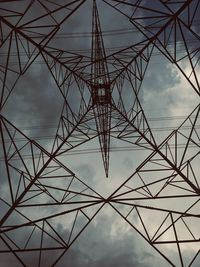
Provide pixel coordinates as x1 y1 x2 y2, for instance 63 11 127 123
2 19 200 39
2 124 199 144
5 113 197 132
0 142 199 162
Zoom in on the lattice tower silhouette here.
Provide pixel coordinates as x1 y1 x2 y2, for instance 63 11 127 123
0 0 200 266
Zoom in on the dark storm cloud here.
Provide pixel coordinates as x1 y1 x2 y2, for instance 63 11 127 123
5 65 62 120
1 0 89 121
1 63 64 152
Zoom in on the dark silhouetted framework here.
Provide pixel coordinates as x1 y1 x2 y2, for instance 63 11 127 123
0 0 200 266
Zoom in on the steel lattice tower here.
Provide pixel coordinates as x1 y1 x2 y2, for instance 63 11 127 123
0 0 200 266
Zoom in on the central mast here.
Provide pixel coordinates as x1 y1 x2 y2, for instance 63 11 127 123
91 0 111 177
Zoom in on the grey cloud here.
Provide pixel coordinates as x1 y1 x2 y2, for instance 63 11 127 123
56 209 170 267
1 1 199 267
4 64 62 122
74 164 95 181
143 56 181 93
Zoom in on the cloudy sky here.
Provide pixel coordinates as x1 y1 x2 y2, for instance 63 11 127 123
0 0 200 266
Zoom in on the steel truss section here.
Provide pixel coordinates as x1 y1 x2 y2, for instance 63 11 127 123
0 0 200 266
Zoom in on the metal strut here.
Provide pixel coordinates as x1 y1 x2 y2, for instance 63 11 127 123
91 0 112 177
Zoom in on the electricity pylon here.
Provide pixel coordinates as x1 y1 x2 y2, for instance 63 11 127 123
0 1 200 266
